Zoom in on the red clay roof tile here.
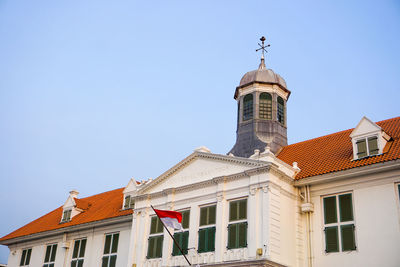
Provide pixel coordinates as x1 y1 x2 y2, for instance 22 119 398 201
0 187 132 242
277 117 400 179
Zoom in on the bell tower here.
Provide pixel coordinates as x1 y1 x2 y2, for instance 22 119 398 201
229 37 291 158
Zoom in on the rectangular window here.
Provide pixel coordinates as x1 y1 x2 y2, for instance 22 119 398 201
71 238 86 267
172 210 190 256
123 195 134 209
20 248 32 266
323 193 356 253
356 136 379 159
198 205 216 253
228 199 247 249
62 209 72 222
147 216 164 258
102 233 119 267
43 244 57 267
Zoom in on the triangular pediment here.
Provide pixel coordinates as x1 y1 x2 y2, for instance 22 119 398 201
350 116 381 138
123 178 139 194
140 152 267 194
63 195 76 209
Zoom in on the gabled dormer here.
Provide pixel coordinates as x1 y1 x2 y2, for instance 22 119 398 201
350 116 391 160
122 178 139 210
60 190 84 223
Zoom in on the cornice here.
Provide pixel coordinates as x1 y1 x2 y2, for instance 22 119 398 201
0 215 132 246
294 159 400 186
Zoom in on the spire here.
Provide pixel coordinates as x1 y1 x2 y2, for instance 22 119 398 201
256 36 270 70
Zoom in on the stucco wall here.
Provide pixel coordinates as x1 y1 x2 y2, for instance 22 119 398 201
6 221 131 267
310 172 400 267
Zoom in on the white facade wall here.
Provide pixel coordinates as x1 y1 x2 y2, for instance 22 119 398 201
127 154 301 267
6 220 131 267
309 166 400 267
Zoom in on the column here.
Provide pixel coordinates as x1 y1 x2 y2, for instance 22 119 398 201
262 185 270 258
126 211 137 267
248 186 258 258
215 191 227 262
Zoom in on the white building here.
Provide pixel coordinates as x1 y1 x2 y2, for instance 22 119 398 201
1 43 400 267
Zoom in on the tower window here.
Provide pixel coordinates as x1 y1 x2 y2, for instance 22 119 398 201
277 96 285 124
243 94 253 121
259 93 272 120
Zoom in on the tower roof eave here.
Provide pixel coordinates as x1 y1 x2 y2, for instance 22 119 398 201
234 81 291 100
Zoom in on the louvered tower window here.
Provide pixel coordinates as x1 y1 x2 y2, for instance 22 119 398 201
242 94 253 121
259 93 272 119
277 96 285 124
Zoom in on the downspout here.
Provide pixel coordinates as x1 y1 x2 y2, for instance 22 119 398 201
301 185 313 267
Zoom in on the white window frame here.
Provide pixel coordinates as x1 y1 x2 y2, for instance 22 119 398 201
355 135 379 159
102 232 119 267
123 195 134 210
227 198 248 249
20 248 32 266
322 192 356 253
147 215 164 259
197 204 217 253
61 209 72 222
43 243 57 267
71 238 86 267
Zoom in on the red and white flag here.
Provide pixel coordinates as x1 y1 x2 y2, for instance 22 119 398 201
154 209 183 230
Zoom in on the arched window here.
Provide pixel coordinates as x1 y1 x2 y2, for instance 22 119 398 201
259 93 272 120
243 94 253 121
277 96 285 124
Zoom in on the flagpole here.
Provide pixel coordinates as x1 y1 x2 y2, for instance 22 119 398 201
151 205 192 266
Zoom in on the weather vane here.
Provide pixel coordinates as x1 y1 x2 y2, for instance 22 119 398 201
256 36 270 58
256 36 270 69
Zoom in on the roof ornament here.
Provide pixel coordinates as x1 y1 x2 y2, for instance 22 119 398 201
255 36 270 70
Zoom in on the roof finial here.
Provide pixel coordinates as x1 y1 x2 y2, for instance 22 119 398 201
256 36 270 70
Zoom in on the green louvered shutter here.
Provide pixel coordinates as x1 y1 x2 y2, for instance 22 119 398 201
208 206 216 225
323 196 337 224
156 236 163 258
147 237 154 258
339 194 353 222
172 233 180 256
324 226 339 253
238 222 247 248
228 224 237 249
238 200 247 220
182 231 189 254
207 227 216 252
356 139 367 158
230 201 238 221
198 228 206 252
341 224 356 251
368 136 378 155
124 196 129 209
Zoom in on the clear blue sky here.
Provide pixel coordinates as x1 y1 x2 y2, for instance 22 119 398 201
0 0 399 263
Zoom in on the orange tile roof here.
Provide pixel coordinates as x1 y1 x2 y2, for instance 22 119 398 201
277 117 400 180
0 188 132 242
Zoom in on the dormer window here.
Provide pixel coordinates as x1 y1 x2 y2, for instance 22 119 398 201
61 209 72 222
356 136 378 158
350 117 390 160
124 196 134 209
